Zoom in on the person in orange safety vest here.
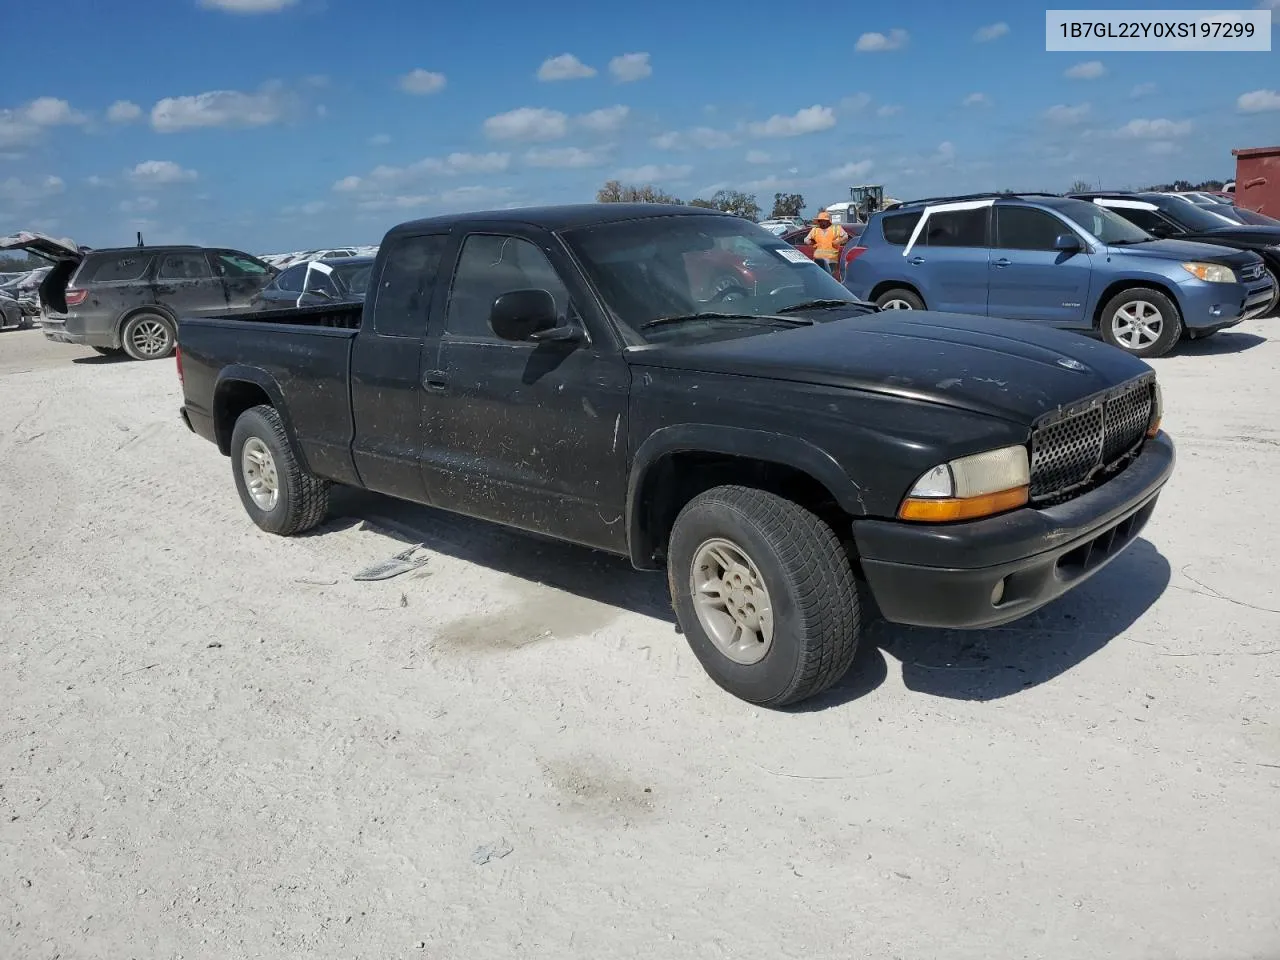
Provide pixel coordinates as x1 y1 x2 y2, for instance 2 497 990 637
804 210 849 277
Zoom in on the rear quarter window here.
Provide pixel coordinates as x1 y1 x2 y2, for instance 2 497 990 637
83 254 153 283
880 212 922 245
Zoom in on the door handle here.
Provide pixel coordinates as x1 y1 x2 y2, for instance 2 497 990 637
908 256 926 265
992 258 1011 268
423 370 448 392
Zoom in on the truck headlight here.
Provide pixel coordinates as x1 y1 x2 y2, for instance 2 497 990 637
898 445 1030 522
1181 261 1236 283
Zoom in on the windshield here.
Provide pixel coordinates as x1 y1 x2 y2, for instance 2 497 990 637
1232 207 1280 227
333 261 373 296
561 214 861 345
1050 198 1153 244
1160 195 1239 231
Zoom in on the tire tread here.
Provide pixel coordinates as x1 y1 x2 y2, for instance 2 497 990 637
235 404 329 535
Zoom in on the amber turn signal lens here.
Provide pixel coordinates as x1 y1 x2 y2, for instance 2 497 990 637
1146 417 1161 438
898 485 1029 522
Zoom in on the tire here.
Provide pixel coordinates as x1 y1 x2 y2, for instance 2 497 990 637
667 485 861 707
120 311 176 361
874 287 925 311
1263 268 1279 318
92 346 124 356
230 404 330 536
1098 288 1182 358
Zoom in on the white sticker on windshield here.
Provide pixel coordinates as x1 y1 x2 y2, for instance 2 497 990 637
775 247 810 264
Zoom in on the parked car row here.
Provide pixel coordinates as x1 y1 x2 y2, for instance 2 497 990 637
841 191 1277 358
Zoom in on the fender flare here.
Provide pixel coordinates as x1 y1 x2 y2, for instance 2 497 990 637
212 365 309 471
625 423 865 568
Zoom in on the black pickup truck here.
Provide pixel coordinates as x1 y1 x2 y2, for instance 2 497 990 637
177 204 1175 707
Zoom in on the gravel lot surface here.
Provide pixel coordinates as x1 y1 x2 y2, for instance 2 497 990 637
2 321 1278 959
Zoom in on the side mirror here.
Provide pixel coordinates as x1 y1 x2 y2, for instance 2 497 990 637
1054 233 1082 252
489 288 560 341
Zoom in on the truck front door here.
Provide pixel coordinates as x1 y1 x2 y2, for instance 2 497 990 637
423 229 630 553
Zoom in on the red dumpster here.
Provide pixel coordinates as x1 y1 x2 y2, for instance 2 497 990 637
1232 145 1280 217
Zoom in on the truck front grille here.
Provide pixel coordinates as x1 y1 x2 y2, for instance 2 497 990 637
1029 376 1154 504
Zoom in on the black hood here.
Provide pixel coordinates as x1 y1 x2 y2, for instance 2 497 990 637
1181 224 1280 250
625 310 1151 426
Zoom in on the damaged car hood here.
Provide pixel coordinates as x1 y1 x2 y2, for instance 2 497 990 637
625 309 1152 425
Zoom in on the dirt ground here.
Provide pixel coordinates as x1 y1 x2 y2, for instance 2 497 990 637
2 320 1278 960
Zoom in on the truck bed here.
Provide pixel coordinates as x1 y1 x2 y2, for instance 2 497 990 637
178 309 361 485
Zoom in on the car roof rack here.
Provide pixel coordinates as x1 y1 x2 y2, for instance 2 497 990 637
884 191 1061 211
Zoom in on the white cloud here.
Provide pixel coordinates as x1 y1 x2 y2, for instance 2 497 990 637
609 52 652 82
107 100 143 123
86 175 109 187
1065 60 1106 80
1130 82 1158 98
300 200 327 215
747 105 836 138
578 105 629 133
0 97 87 146
333 176 363 192
1146 141 1180 156
537 54 596 81
652 126 735 150
745 149 772 164
484 107 568 141
876 104 902 117
332 152 511 193
839 93 872 113
1115 117 1192 138
399 69 446 95
1044 102 1092 125
974 22 1010 42
1237 89 1280 113
119 196 160 214
369 133 391 145
936 141 956 163
524 146 611 168
615 163 692 182
129 160 199 185
198 0 296 11
438 185 513 208
963 92 989 107
151 85 294 132
855 29 909 52
0 175 65 203
825 159 874 180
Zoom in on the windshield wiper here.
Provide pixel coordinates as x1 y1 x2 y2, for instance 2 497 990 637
1108 237 1157 245
776 298 870 314
640 311 813 330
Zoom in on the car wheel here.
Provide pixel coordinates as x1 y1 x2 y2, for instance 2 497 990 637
709 277 749 303
230 404 330 536
874 288 925 311
667 485 861 707
1099 289 1182 358
121 312 176 361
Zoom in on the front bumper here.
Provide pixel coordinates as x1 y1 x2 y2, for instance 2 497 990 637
854 431 1175 629
1179 277 1274 331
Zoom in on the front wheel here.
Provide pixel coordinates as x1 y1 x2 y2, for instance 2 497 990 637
230 405 330 535
667 485 861 707
1099 289 1182 358
121 312 176 360
875 288 925 311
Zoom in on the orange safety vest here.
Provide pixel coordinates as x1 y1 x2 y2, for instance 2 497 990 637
805 225 848 260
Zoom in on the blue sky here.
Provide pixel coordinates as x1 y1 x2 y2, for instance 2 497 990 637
2 0 1277 254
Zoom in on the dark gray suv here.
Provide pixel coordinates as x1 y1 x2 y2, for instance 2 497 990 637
0 232 276 360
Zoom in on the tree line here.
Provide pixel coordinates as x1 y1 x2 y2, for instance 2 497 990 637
595 180 807 221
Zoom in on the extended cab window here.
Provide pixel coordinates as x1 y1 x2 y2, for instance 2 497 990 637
995 207 1072 250
84 254 152 283
158 253 213 279
445 235 568 340
881 212 922 245
372 234 448 338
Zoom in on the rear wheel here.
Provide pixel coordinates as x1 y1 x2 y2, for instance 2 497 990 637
121 312 176 360
874 288 925 311
230 405 330 535
1099 289 1182 358
667 485 861 707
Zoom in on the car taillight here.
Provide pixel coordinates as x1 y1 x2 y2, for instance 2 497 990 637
64 288 88 307
844 246 868 264
175 345 184 384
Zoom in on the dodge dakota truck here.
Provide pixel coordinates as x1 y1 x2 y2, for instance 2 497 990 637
177 204 1175 707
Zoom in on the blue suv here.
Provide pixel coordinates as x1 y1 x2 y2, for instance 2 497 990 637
843 193 1275 358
